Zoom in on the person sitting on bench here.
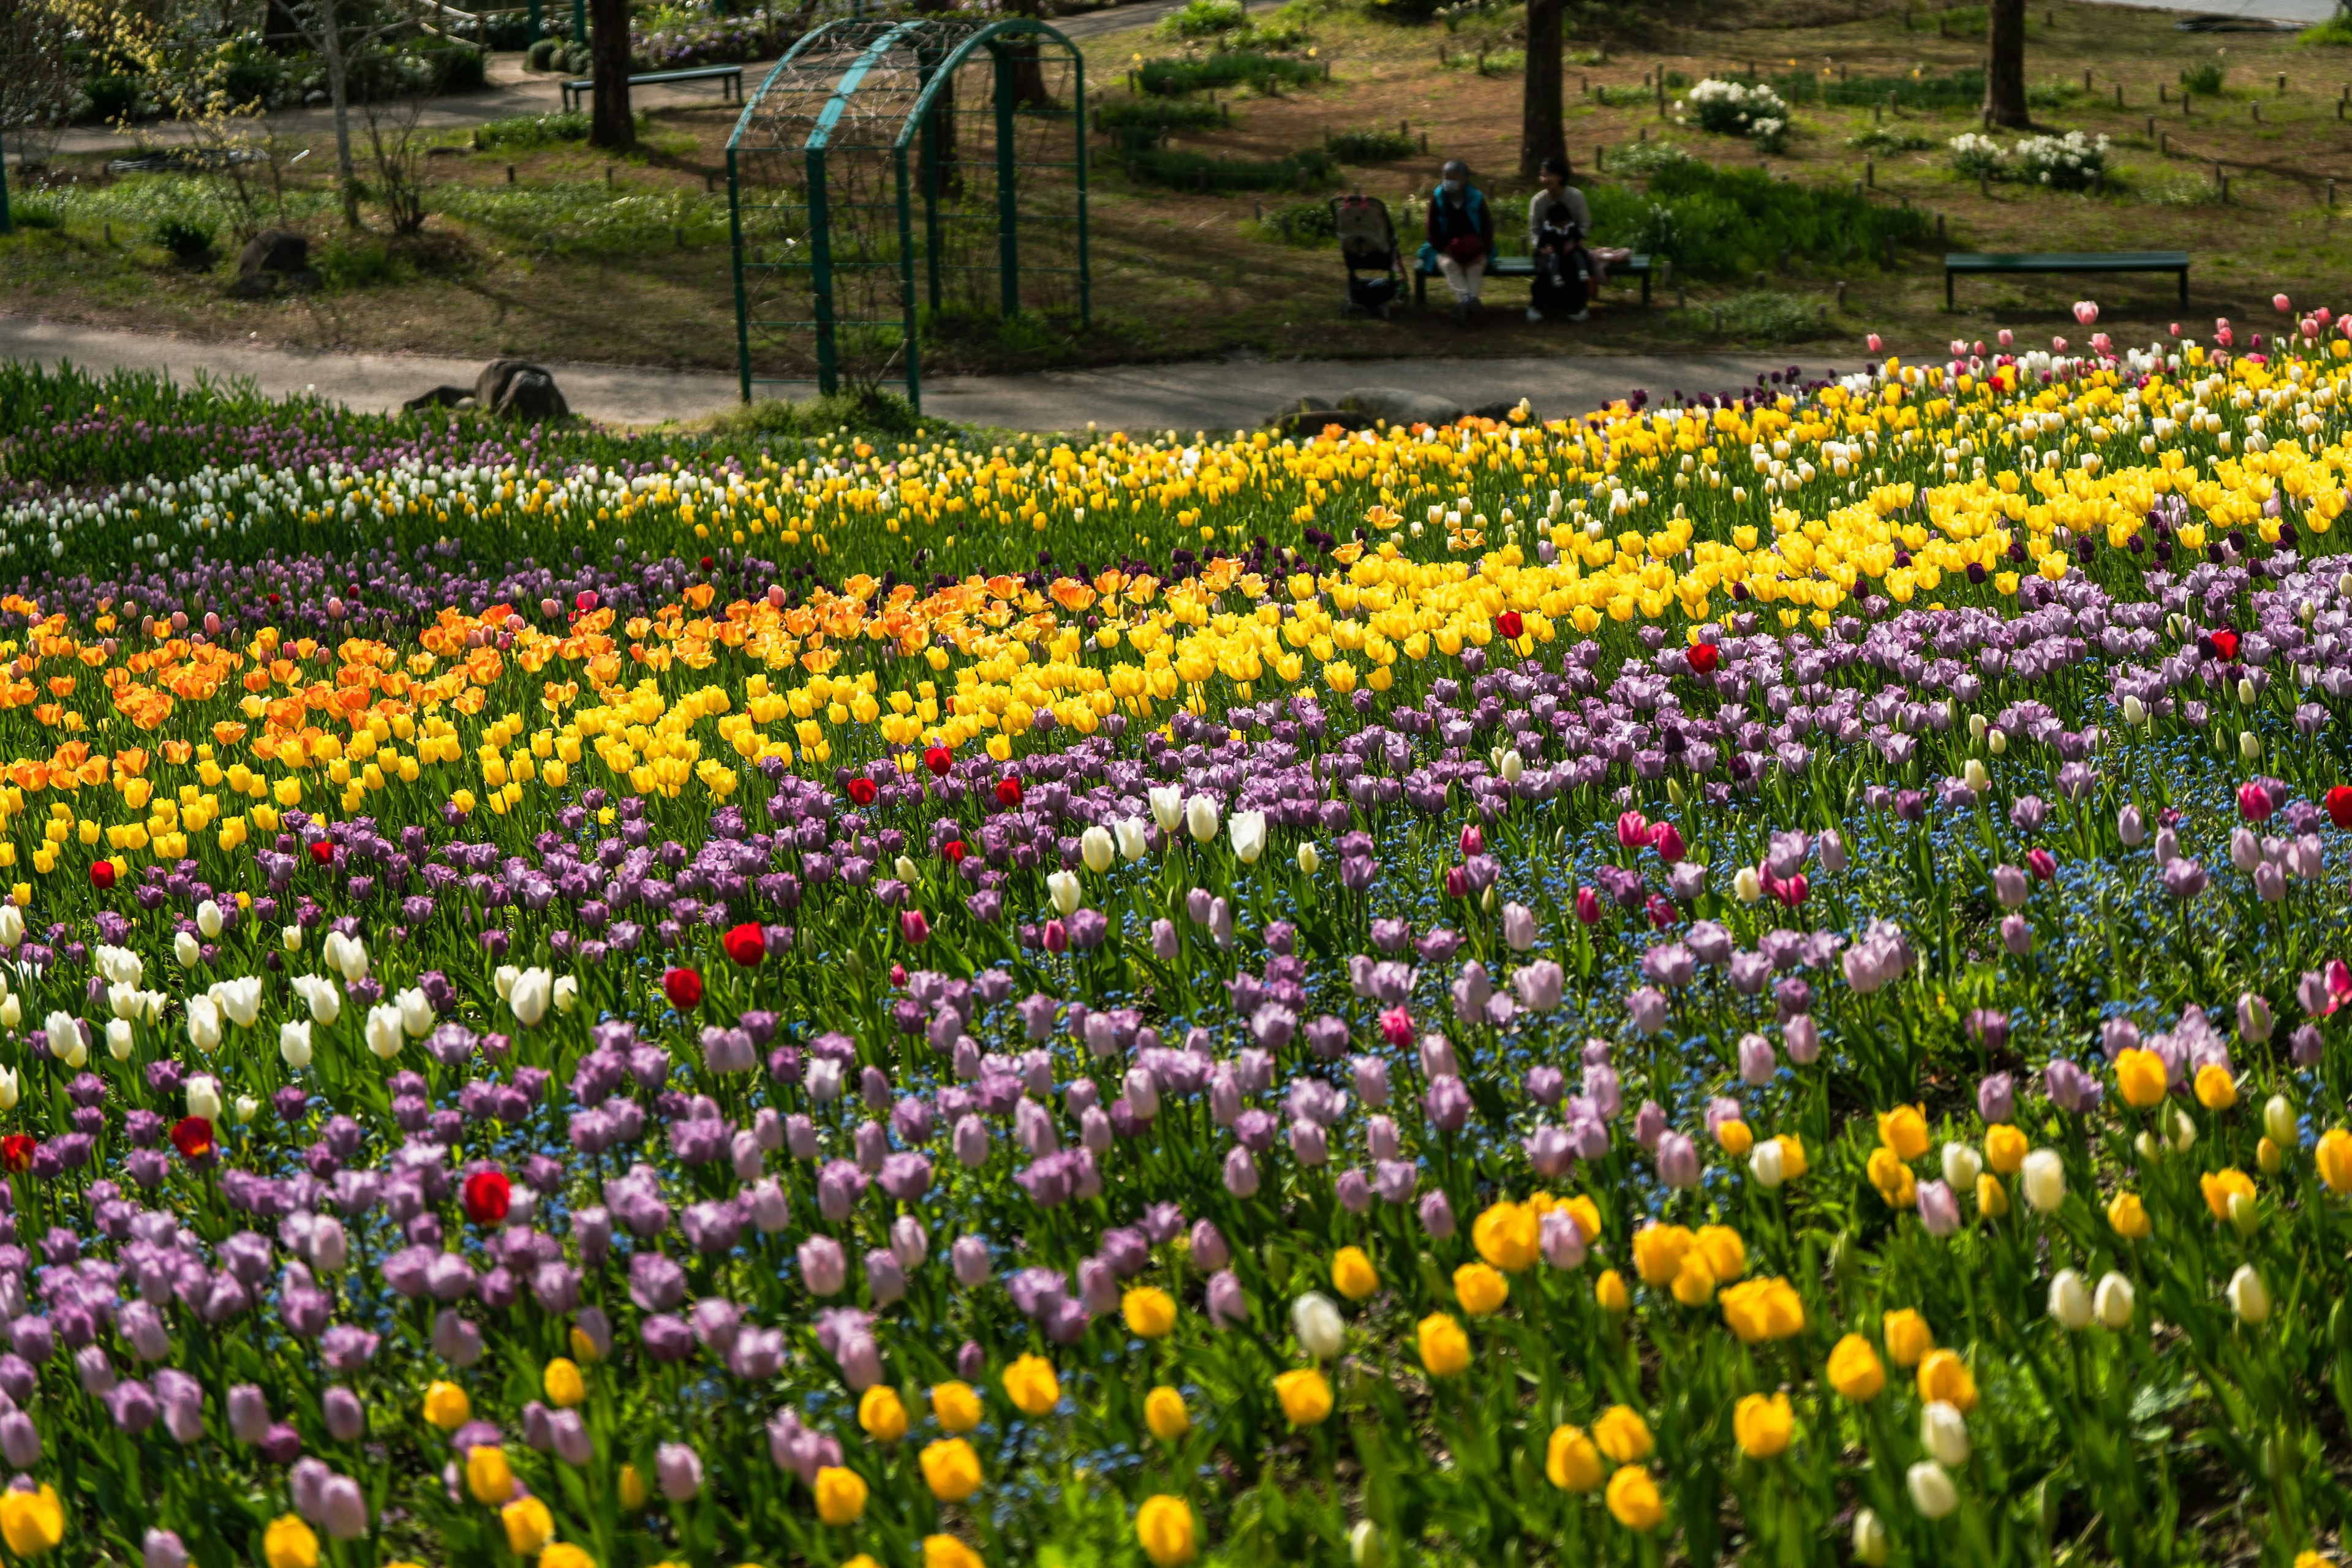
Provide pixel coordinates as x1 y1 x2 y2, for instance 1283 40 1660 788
1526 157 1632 320
1423 159 1494 323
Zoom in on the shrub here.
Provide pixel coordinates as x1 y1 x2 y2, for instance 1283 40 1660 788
1947 132 2005 176
1678 79 1791 151
1326 126 1414 162
1589 159 1931 281
472 111 598 151
1605 140 1696 176
1158 0 1246 38
1846 126 1934 154
2011 130 2109 190
1095 98 1226 135
2182 60 2225 94
152 216 216 260
1256 198 1339 243
80 75 141 124
2299 13 2352 45
1137 51 1324 95
318 238 398 288
710 386 924 437
1117 142 1337 192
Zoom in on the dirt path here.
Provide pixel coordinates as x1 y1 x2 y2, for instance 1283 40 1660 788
0 312 1826 432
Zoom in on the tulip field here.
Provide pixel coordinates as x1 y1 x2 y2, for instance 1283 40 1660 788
2 305 2352 1568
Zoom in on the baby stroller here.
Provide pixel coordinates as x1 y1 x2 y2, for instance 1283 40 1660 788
1331 195 1401 320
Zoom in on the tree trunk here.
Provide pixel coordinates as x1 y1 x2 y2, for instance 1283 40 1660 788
588 0 633 149
319 2 359 228
1983 0 2029 129
1519 0 1564 178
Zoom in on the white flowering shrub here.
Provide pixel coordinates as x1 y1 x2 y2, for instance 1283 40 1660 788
1946 132 2006 177
1679 78 1791 149
2012 130 2111 190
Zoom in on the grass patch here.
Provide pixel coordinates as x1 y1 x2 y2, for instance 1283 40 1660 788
1592 160 1932 279
709 387 925 439
1846 126 1935 153
1325 126 1415 162
2142 172 2225 206
471 111 597 152
1095 98 1228 135
2181 61 2225 94
1253 198 1340 244
1678 289 1827 342
318 237 400 289
431 182 729 256
1766 66 1984 110
1157 0 1245 37
2298 15 2352 45
1137 51 1325 95
1114 142 1339 192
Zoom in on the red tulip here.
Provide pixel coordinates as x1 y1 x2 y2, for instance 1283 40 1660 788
924 745 952 777
846 778 878 807
462 1169 512 1227
995 777 1023 809
0 1136 33 1173
575 590 600 614
1615 811 1649 850
1496 609 1524 641
2027 848 2057 881
1649 823 1686 862
1459 824 1483 857
900 910 931 944
2211 628 2240 662
942 840 967 864
723 922 766 968
2236 782 2274 824
309 841 335 867
1687 642 1720 675
663 967 704 1009
1771 873 1810 908
170 1117 214 1161
2327 785 2352 829
1575 887 1602 925
89 861 115 891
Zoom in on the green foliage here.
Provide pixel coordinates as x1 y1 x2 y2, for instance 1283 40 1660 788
2182 60 2226 94
2298 14 2352 45
1768 66 1984 110
1680 289 1825 342
432 182 731 256
1136 50 1325 95
1114 141 1338 193
1094 98 1227 135
1325 126 1414 162
1589 159 1932 281
1158 0 1247 38
317 238 399 289
709 387 925 438
1254 198 1339 243
1846 126 1935 154
81 74 141 123
471 111 599 151
2026 78 2082 109
1605 140 1698 176
151 216 217 260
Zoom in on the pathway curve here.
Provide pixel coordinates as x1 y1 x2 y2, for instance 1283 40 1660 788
0 314 1825 433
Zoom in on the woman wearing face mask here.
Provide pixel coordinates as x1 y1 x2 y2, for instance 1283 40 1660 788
1423 159 1493 323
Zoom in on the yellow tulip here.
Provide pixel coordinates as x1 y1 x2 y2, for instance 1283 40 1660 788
814 1466 869 1526
1605 1465 1665 1532
1545 1423 1604 1491
1559 1194 1602 1241
1275 1368 1333 1426
1331 1245 1379 1301
542 1357 587 1409
541 1549 597 1568
1775 1134 1809 1180
1982 1123 2027 1175
1472 1199 1540 1272
1719 1276 1805 1343
1123 1287 1178 1339
2319 1128 2352 1194
1883 1308 1934 1368
1867 1146 1917 1207
2201 1167 2256 1223
1592 1404 1653 1463
1003 1354 1061 1417
2108 1191 2152 1238
619 1464 651 1511
924 1537 986 1568
1733 1391 1793 1460
859 1385 909 1443
1630 1223 1694 1287
1453 1261 1509 1316
1418 1312 1471 1378
1136 1494 1198 1567
262 1515 318 1568
502 1496 555 1556
1145 1385 1190 1441
1916 1349 1979 1412
423 1379 472 1431
1670 1252 1717 1306
1828 1333 1885 1401
1694 1224 1746 1283
1977 1172 2010 1217
921 1438 984 1502
1716 1118 1754 1155
932 1381 983 1434
1877 1103 1930 1160
1595 1268 1630 1314
0 1485 64 1558
2195 1064 2239 1110
2115 1048 2168 1109
467 1444 517 1505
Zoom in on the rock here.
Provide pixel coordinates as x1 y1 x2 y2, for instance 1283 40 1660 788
225 273 277 300
474 359 570 423
1335 386 1464 426
403 385 475 412
237 228 309 276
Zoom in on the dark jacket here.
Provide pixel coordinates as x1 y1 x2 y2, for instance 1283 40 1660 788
1425 186 1493 263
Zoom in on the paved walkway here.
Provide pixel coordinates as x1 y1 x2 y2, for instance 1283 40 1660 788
0 314 1822 432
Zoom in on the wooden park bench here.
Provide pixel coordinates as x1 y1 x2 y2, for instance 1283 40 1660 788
1414 252 1656 311
1944 250 2190 311
562 63 745 113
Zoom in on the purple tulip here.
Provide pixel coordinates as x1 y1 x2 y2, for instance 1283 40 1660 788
1978 1072 2016 1124
1655 1132 1699 1189
1419 1189 1457 1240
799 1236 847 1296
657 1441 705 1501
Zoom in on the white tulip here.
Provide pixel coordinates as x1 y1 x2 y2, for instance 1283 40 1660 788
1046 870 1083 917
105 1019 134 1061
1291 1291 1347 1359
1920 1400 1972 1468
806 1057 843 1103
173 931 200 968
233 1095 259 1125
494 963 521 1001
895 854 919 884
364 1005 404 1061
0 905 20 948
1148 786 1183 832
2094 1271 2135 1329
215 976 262 1028
1905 1460 1959 1520
552 975 579 1015
1852 1508 1890 1567
1962 758 1991 793
1080 825 1115 873
2169 1107 2197 1153
1185 793 1220 844
2019 1148 2067 1213
279 1018 313 1069
1115 816 1149 862
1942 1142 1983 1191
95 944 143 986
1749 1138 1787 1188
398 987 434 1037
320 930 350 976
1230 810 1268 866
333 936 369 984
195 899 224 939
1499 748 1523 783
110 982 143 1022
2047 1268 2092 1331
2264 1095 2297 1150
282 924 303 952
1297 842 1321 876
185 1076 222 1122
509 967 552 1028
292 975 341 1027
1733 865 1763 903
2228 1264 2271 1325
0 998 15 1030
0 1069 17 1111
44 1011 84 1068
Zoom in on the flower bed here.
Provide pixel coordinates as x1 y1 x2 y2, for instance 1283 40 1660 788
0 307 2346 1566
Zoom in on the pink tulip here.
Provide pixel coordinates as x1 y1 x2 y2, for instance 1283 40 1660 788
2090 333 2111 356
1866 332 1883 352
2274 293 2293 313
2168 321 2182 337
2072 300 2098 325
1997 328 2014 347
1616 810 1649 850
1972 339 1986 356
2051 336 2068 353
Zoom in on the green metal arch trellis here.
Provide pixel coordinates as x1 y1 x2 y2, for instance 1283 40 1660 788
725 15 1091 413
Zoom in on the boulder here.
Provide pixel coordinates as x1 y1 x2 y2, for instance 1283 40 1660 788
1334 386 1464 426
474 359 570 423
238 228 309 276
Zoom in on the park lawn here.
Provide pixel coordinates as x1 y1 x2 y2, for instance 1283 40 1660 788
1 0 2346 382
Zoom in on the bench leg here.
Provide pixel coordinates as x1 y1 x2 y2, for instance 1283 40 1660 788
1945 270 1954 312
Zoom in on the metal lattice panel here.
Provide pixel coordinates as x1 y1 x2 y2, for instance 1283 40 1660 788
726 15 1089 410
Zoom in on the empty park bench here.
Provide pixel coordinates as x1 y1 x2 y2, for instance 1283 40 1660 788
1944 250 2190 311
562 64 745 113
1414 252 1656 311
